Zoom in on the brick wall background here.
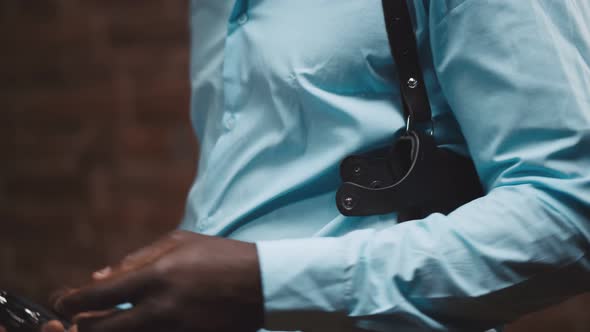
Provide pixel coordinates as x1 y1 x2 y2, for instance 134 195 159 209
0 0 195 301
0 1 588 331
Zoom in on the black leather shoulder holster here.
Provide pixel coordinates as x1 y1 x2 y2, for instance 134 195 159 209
336 0 484 221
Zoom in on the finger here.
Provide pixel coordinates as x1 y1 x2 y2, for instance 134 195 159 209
50 288 77 308
92 267 112 280
90 235 175 283
68 325 78 332
120 233 182 269
55 268 151 317
105 231 183 279
41 320 65 332
72 309 117 324
75 305 152 332
0 325 6 332
92 236 175 281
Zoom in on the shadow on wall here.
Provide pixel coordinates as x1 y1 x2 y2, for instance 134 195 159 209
0 2 588 332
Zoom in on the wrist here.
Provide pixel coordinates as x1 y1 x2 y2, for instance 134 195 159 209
249 242 265 329
231 241 264 330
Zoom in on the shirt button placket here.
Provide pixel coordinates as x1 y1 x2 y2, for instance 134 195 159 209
223 1 249 133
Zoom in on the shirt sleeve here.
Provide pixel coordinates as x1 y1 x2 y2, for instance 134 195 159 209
256 1 590 331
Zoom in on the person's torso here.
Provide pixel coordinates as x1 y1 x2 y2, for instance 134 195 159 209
181 0 466 242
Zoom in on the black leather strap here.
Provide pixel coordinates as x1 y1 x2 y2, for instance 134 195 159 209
382 0 432 125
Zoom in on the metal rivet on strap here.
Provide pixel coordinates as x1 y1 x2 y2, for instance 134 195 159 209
407 77 419 89
342 196 357 210
353 166 362 176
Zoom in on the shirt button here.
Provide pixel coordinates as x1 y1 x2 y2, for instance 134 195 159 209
237 13 248 25
197 217 209 232
223 113 236 130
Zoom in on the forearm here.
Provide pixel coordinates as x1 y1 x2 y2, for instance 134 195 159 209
258 180 590 331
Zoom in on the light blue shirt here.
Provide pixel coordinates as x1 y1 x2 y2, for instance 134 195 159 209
181 1 590 331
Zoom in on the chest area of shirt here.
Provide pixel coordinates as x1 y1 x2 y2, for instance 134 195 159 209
192 0 399 94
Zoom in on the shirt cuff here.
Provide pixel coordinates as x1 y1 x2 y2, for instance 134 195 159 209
256 236 358 331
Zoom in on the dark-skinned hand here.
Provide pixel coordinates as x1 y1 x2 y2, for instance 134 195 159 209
0 231 193 332
50 230 264 332
1 231 202 332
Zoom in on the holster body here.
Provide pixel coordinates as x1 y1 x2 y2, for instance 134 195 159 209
336 130 483 221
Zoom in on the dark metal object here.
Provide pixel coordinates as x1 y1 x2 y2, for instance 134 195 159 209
0 290 71 332
336 0 484 220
